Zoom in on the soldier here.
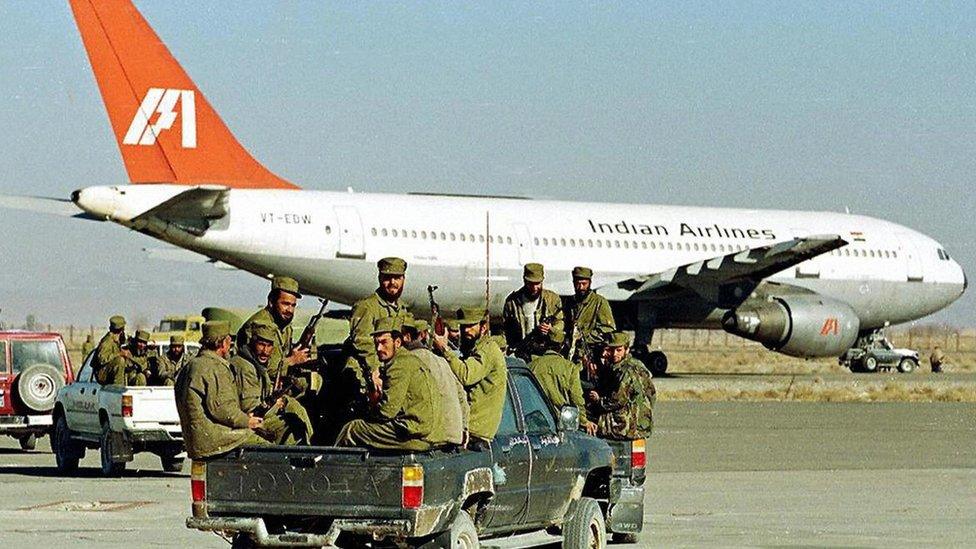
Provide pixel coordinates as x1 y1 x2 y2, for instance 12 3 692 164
230 323 313 445
565 266 616 361
502 263 564 360
150 335 188 386
93 315 129 385
433 307 507 450
335 317 445 451
402 318 468 446
236 276 309 382
930 345 947 373
175 321 268 460
446 319 461 352
80 334 95 359
125 330 152 386
341 257 411 417
528 331 597 435
587 332 655 441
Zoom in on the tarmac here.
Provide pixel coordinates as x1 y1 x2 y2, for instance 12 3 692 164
0 401 973 547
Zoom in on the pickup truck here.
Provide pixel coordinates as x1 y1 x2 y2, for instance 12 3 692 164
51 351 185 476
187 361 647 548
0 331 74 450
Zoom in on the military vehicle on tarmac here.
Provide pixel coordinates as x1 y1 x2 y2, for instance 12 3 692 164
0 331 74 450
151 314 206 343
186 361 647 548
52 352 184 476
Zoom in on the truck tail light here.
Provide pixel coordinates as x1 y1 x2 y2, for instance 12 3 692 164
401 464 424 509
121 395 133 418
632 439 646 469
190 460 207 517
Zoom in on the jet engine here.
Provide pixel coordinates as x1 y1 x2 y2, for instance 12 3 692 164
722 295 860 357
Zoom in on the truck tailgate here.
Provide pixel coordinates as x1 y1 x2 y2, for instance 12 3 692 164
206 446 404 517
126 387 179 427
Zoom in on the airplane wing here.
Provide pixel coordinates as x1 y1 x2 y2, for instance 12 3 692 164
598 235 847 308
129 186 229 236
0 194 101 220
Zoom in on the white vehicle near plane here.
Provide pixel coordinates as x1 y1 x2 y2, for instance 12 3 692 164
3 0 967 375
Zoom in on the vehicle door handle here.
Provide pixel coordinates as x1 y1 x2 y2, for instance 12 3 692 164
80 388 85 395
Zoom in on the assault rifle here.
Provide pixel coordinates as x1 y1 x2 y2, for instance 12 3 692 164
296 298 329 351
427 285 445 336
253 375 299 416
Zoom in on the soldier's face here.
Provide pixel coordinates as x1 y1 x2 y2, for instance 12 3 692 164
252 339 273 364
270 291 298 323
523 280 543 299
374 333 401 361
379 274 404 300
573 278 591 296
134 341 147 355
609 345 627 364
169 344 184 359
460 322 484 349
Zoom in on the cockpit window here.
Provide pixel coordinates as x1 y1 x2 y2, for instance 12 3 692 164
937 249 950 261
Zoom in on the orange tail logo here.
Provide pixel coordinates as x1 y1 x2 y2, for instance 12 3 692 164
819 317 839 336
68 0 297 189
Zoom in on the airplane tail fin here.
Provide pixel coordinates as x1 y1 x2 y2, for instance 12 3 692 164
68 0 298 189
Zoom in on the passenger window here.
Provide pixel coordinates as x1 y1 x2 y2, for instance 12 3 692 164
411 230 417 238
496 389 520 437
11 341 62 373
189 322 200 330
506 237 513 245
382 228 389 237
392 229 399 237
560 238 566 246
514 374 556 435
0 341 7 373
370 228 377 236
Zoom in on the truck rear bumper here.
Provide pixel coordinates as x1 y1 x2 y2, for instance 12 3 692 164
0 414 52 434
187 517 341 547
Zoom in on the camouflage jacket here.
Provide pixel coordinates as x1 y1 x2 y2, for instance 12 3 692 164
595 355 655 440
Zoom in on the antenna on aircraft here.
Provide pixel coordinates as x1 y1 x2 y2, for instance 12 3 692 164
485 211 491 315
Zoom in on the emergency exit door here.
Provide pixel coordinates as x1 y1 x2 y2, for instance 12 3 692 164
333 206 366 259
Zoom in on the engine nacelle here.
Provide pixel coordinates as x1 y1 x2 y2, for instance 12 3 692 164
722 295 860 358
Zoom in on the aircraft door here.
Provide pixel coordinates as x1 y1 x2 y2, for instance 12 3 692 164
333 206 366 259
897 233 924 282
512 223 534 265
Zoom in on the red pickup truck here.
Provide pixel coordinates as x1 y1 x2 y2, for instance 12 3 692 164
0 331 74 449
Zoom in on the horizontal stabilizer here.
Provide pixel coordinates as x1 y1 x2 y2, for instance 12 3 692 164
599 235 847 307
0 194 99 220
131 186 229 236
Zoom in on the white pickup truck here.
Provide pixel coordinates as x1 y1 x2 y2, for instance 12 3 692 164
51 352 185 476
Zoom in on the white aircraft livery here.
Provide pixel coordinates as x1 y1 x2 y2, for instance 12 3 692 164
6 1 967 373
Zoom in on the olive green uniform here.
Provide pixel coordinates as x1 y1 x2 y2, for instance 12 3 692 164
566 291 615 357
93 332 126 386
150 352 185 386
229 351 313 445
443 336 507 441
174 350 268 459
336 347 443 451
528 349 586 411
502 288 565 359
237 308 293 381
125 352 149 386
594 355 656 440
341 291 411 407
405 342 468 446
81 336 94 359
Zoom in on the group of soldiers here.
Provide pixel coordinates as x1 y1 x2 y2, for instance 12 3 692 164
88 257 656 461
88 317 188 387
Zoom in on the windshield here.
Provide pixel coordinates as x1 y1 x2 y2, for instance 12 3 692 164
11 340 63 373
158 320 187 332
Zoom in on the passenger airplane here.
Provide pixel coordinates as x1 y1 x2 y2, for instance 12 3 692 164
4 0 966 373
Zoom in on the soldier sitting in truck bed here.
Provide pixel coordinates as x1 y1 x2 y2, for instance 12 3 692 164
587 331 655 440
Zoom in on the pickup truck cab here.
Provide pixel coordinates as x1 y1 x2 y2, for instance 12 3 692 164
0 331 73 450
187 361 645 548
51 351 184 476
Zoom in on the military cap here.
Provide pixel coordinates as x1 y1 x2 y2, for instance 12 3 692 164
250 323 277 343
456 306 487 326
523 263 545 283
548 330 566 345
134 330 151 343
445 319 460 331
170 335 185 345
109 315 126 330
399 315 420 334
413 319 430 333
377 257 407 275
271 276 302 298
371 316 403 336
572 266 593 279
201 321 231 342
606 331 631 348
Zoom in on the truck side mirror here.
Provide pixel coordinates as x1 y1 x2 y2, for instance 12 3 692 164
558 406 580 432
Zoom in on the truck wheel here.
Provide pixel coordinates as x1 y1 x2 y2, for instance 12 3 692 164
563 497 606 549
898 358 918 373
99 423 126 477
160 455 185 473
862 356 878 373
15 364 64 413
18 433 37 450
611 532 639 544
53 415 82 473
416 510 479 548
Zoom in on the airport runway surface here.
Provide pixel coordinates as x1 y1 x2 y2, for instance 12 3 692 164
0 401 972 547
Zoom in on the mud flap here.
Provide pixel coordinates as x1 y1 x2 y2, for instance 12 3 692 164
108 431 134 462
607 480 644 534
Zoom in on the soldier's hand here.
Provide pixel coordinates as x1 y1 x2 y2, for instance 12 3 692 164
432 333 449 353
247 415 263 430
538 322 551 335
461 430 469 447
370 368 383 392
287 346 310 365
586 390 600 402
120 349 132 358
583 421 598 436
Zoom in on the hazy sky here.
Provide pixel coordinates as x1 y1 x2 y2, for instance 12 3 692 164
0 1 973 328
